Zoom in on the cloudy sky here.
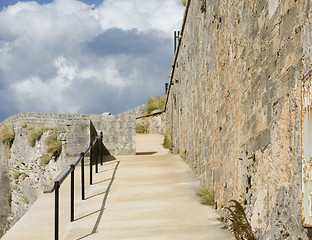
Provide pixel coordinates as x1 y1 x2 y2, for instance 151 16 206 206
0 0 184 121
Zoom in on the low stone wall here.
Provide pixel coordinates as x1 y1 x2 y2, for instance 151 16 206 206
0 111 135 238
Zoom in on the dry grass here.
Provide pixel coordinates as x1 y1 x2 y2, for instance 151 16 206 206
23 197 29 204
163 131 172 150
27 127 44 147
146 96 166 114
12 169 21 180
196 185 214 206
21 122 27 128
40 154 51 165
0 125 15 143
44 133 62 158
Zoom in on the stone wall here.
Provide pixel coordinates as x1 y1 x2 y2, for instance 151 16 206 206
166 0 312 239
0 112 135 238
136 112 166 135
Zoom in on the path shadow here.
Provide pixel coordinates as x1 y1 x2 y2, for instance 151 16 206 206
136 151 157 156
76 160 120 240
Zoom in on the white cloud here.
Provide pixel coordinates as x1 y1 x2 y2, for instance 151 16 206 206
0 0 184 119
94 0 184 35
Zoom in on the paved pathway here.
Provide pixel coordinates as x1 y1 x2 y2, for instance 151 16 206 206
2 134 234 240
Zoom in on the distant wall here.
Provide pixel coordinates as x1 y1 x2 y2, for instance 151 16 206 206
1 112 136 156
136 112 166 135
166 0 312 239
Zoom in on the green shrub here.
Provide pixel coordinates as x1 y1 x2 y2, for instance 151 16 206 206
146 96 166 114
0 125 15 143
180 0 187 6
44 133 62 158
40 154 51 165
136 123 147 133
27 127 44 147
196 185 214 206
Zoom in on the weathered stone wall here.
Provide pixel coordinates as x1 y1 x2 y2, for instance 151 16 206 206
0 143 10 238
0 112 135 238
166 0 312 239
136 112 166 135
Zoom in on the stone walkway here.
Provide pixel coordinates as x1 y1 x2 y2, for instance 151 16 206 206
2 134 234 240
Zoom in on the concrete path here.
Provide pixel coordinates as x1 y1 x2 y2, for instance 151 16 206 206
2 134 234 240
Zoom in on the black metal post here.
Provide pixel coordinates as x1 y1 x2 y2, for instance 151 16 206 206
70 164 75 222
54 181 60 240
100 132 103 165
90 143 93 185
174 31 180 54
81 152 85 200
95 138 99 174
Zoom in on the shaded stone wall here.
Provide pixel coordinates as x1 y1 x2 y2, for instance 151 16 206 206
166 0 312 238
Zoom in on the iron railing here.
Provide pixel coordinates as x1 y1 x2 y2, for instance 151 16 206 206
53 131 103 240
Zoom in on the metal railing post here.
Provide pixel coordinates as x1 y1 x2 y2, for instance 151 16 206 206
54 181 60 240
90 142 93 185
81 152 85 200
100 132 103 165
96 138 99 174
70 164 75 222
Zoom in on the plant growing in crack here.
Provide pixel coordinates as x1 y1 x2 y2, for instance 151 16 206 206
225 200 257 240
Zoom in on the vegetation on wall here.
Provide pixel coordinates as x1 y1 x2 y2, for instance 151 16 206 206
40 154 51 165
27 126 60 147
196 185 214 206
44 133 62 158
163 130 172 150
136 123 147 133
200 0 206 13
225 200 257 240
146 96 166 114
0 125 15 143
27 126 44 147
180 0 187 6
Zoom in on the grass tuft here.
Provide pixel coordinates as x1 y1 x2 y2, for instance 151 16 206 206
44 133 62 158
0 125 15 143
27 127 44 147
163 131 172 150
146 96 166 114
136 123 147 133
12 170 21 180
21 122 27 128
23 197 29 205
196 185 214 206
40 154 51 165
